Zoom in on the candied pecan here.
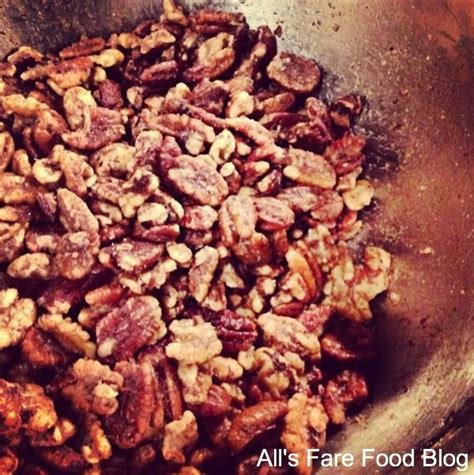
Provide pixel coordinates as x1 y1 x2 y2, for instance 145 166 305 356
322 370 369 425
189 246 219 303
191 80 229 116
54 231 99 280
194 384 232 418
82 417 112 464
190 9 245 34
29 417 76 447
60 37 106 59
182 205 218 231
56 146 94 198
0 447 18 474
7 45 43 65
177 363 213 405
253 197 295 231
97 79 124 109
38 313 96 358
99 239 164 273
324 134 366 175
140 60 179 86
297 304 332 336
96 296 166 362
167 155 229 206
259 92 296 114
162 0 189 26
257 313 320 361
281 393 328 475
104 360 158 449
267 53 320 93
202 309 257 355
21 326 71 368
166 318 222 365
233 232 271 266
7 253 54 280
91 142 136 178
0 222 27 263
0 131 14 172
226 117 274 147
118 168 159 218
57 188 99 233
1 94 48 117
36 446 87 473
329 95 363 128
63 86 97 130
62 107 125 151
32 109 68 155
342 179 374 211
219 194 257 246
162 411 198 464
0 288 36 350
0 173 37 205
284 148 336 189
227 401 287 453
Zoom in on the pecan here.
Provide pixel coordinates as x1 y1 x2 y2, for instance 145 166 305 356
259 92 295 114
177 362 213 405
0 173 37 205
96 296 166 362
329 95 363 128
0 131 14 172
0 447 18 474
284 148 336 189
162 0 189 26
226 117 274 147
322 370 369 425
190 9 245 34
57 188 99 233
7 45 43 65
297 304 332 336
167 155 229 206
227 401 287 453
140 60 179 86
194 384 232 418
118 168 159 218
54 231 99 280
81 417 112 464
21 326 71 368
7 253 54 280
36 446 87 473
253 197 295 231
63 86 97 130
281 393 328 475
182 205 218 231
32 109 68 155
162 411 198 464
267 53 320 93
62 107 125 151
91 142 136 178
29 418 76 448
191 80 229 116
257 313 320 361
0 288 36 350
219 194 257 246
342 179 374 211
97 79 124 109
189 246 219 303
60 36 106 59
324 134 366 175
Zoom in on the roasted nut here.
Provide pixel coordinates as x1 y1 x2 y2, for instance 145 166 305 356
57 188 99 233
0 131 14 172
342 179 374 211
7 253 54 280
189 246 219 303
227 401 287 453
324 134 366 175
162 411 198 464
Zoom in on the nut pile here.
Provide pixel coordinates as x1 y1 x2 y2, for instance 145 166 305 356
0 0 391 473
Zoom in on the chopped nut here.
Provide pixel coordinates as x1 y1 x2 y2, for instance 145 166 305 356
342 179 374 211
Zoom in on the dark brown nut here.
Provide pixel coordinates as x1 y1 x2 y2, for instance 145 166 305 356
134 222 180 243
0 447 18 474
62 107 125 151
0 131 14 172
162 0 189 26
58 358 124 416
0 62 16 77
266 52 320 93
202 309 257 355
189 246 219 303
284 148 336 189
60 36 106 59
54 231 100 280
104 360 157 449
0 173 37 205
162 410 198 465
21 327 71 369
259 92 296 114
182 205 218 231
167 155 229 206
322 370 369 425
140 60 179 86
0 378 22 442
36 191 57 221
329 95 363 128
7 253 54 280
32 109 68 155
190 9 245 34
130 444 157 470
194 384 232 418
191 80 229 116
323 134 366 175
226 401 287 453
281 394 328 475
97 79 124 109
91 143 136 178
57 188 99 233
184 33 236 82
257 313 321 361
36 446 87 473
0 222 27 263
0 288 36 350
297 304 332 336
100 222 129 244
256 169 282 196
233 232 271 266
321 318 376 362
253 197 295 231
96 296 166 362
99 240 164 273
21 57 93 89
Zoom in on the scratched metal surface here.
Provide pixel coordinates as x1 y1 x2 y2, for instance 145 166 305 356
0 0 472 473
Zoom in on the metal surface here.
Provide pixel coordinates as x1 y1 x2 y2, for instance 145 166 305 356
0 0 472 473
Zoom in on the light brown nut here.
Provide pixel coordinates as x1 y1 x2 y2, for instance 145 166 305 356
0 447 18 474
38 314 96 358
0 173 36 205
7 253 54 280
167 242 193 265
226 401 287 453
324 134 366 175
177 363 213 405
54 231 99 280
55 146 94 198
0 222 27 263
32 109 68 155
182 205 218 231
57 188 99 233
225 117 274 146
1 94 48 117
162 0 189 25
166 318 222 365
96 296 165 362
267 52 321 93
257 313 321 361
342 179 374 211
0 289 36 350
118 169 159 218
189 246 219 303
167 155 229 206
253 197 295 231
7 45 43 64
281 393 328 475
59 36 106 59
90 49 124 68
0 131 14 172
91 142 136 178
219 194 257 246
59 358 124 416
81 417 112 464
284 148 336 189
162 411 198 465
